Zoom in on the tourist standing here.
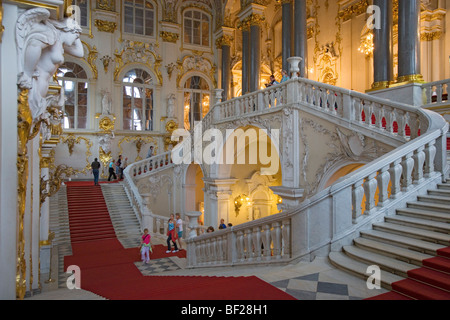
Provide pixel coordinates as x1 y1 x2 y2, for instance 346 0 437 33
91 158 101 185
166 214 178 253
175 213 183 250
140 228 152 264
108 159 117 181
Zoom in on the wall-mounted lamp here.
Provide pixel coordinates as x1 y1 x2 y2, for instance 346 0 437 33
234 194 250 217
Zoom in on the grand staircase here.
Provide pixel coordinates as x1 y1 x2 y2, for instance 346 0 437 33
101 183 142 249
330 179 450 300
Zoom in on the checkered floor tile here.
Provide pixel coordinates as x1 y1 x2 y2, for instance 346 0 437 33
270 272 362 300
135 258 182 275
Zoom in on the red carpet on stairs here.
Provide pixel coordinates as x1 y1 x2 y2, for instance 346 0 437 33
63 181 295 300
366 247 450 300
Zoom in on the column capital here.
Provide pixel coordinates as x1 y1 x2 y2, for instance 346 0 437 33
237 2 266 30
237 13 265 30
215 35 234 49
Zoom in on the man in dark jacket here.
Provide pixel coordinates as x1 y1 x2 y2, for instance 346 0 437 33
91 158 101 185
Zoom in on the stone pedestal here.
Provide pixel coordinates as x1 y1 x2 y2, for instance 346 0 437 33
368 82 424 107
185 211 203 239
270 186 305 211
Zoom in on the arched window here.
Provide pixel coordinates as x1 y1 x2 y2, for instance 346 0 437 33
183 9 210 47
124 0 155 36
122 69 154 131
57 62 89 129
183 76 210 131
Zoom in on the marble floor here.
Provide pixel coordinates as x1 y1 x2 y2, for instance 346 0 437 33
25 183 388 301
26 235 388 301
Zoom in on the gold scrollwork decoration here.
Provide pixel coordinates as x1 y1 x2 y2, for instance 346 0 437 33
97 0 115 11
118 135 157 162
40 164 76 205
160 31 179 43
99 116 115 132
81 41 98 80
58 135 93 174
94 19 117 33
16 88 31 300
113 41 163 85
0 0 5 43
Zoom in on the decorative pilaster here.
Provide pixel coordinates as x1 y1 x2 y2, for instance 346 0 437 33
203 178 237 228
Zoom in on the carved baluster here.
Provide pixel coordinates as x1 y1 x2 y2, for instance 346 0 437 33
374 103 383 130
354 98 363 123
271 222 282 259
424 141 437 177
401 152 415 191
377 165 391 206
210 237 217 264
389 159 403 199
436 84 443 104
155 218 161 235
281 219 291 259
264 90 270 108
252 226 262 261
216 236 223 263
244 228 253 261
384 107 394 134
364 173 378 215
425 85 432 104
261 224 271 260
397 111 407 139
196 240 202 265
352 180 365 223
413 146 426 184
236 230 244 262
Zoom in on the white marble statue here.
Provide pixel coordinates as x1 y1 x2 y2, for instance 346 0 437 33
101 89 112 115
167 93 175 118
16 8 84 119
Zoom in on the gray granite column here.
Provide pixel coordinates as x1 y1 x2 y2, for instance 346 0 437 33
242 28 250 95
221 44 231 101
397 0 423 82
249 24 261 92
293 0 307 78
282 0 292 72
372 0 393 89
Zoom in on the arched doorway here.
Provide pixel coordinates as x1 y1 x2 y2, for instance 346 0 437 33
184 163 205 224
211 125 282 226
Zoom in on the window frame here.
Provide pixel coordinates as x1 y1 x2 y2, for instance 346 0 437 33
57 62 89 130
183 75 211 131
182 8 211 49
122 68 154 132
122 0 156 38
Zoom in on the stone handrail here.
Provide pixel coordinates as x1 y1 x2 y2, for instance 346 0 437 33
122 151 175 234
423 79 450 108
184 78 448 268
212 78 428 142
123 76 448 268
185 110 447 268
